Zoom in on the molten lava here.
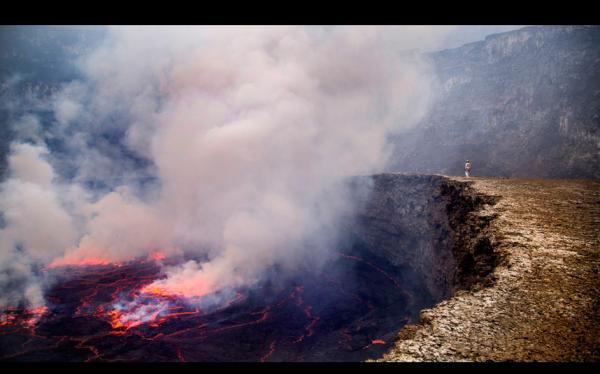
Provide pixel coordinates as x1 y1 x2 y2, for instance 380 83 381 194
140 278 214 299
48 256 119 268
1 250 414 361
0 306 48 329
141 285 176 298
148 252 166 262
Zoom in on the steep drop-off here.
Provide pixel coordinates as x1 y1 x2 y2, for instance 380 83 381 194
345 174 499 316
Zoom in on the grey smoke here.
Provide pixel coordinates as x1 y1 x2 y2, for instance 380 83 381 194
0 26 458 307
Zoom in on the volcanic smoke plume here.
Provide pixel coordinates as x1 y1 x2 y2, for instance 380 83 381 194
0 26 440 310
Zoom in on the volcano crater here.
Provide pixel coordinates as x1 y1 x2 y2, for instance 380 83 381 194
0 174 498 362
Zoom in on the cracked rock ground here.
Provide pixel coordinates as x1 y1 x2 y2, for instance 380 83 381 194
378 177 600 362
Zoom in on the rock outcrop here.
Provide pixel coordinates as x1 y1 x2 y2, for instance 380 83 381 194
346 174 498 311
390 25 600 179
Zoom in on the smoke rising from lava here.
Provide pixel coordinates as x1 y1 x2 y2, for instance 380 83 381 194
0 26 445 308
0 143 81 307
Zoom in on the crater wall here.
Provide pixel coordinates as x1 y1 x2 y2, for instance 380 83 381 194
345 174 498 305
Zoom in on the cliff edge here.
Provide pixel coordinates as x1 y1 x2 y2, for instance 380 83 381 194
378 176 600 362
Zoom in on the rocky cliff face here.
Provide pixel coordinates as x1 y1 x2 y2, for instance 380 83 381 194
389 25 600 179
345 174 498 306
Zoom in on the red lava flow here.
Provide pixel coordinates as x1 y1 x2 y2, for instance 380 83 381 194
1 251 413 361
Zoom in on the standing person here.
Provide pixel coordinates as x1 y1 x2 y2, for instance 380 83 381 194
465 160 472 177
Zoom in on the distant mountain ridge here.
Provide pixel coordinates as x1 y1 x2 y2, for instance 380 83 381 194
389 25 600 179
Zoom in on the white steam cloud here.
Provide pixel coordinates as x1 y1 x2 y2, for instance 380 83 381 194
1 26 445 307
0 143 82 307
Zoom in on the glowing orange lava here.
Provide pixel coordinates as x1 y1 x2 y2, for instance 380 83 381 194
141 285 177 298
0 313 17 326
108 310 125 329
0 306 48 329
139 281 214 299
260 340 277 362
107 304 164 332
28 306 49 315
148 252 166 261
102 279 210 334
48 257 119 268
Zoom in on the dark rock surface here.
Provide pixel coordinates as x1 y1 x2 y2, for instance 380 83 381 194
345 174 498 307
